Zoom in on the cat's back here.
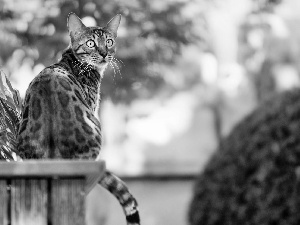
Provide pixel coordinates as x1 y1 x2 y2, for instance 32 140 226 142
189 88 300 225
28 65 83 93
17 65 101 159
20 65 85 125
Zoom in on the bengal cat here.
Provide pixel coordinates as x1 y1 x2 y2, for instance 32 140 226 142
17 13 140 225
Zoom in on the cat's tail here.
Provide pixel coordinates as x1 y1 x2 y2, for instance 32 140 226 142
99 170 141 225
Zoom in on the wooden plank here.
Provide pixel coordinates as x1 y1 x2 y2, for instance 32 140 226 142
0 160 105 178
86 169 105 193
51 179 85 225
11 179 48 225
0 180 8 225
0 160 105 225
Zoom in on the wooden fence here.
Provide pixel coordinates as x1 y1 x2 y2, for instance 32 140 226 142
0 160 105 225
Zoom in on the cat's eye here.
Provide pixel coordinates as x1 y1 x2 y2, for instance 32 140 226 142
106 39 114 47
86 40 95 48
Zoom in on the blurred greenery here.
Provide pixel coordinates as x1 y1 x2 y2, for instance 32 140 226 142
0 0 203 103
1 0 300 175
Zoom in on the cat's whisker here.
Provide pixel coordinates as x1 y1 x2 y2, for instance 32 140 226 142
109 62 117 79
111 60 122 78
113 58 125 66
73 60 87 76
76 59 90 76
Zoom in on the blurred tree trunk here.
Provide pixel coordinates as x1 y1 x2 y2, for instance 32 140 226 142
204 0 251 146
211 103 222 145
253 59 276 103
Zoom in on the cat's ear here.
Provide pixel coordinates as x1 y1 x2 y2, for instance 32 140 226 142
106 14 121 37
67 13 87 36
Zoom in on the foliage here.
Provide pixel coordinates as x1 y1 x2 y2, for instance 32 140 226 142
0 71 22 160
0 0 202 103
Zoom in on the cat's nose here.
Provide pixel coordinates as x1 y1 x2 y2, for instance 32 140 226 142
99 50 107 58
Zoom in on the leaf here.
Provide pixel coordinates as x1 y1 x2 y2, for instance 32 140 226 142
6 132 17 149
0 72 22 114
0 74 7 100
0 117 6 132
5 75 22 106
0 72 21 161
1 100 20 133
13 89 22 114
0 145 15 161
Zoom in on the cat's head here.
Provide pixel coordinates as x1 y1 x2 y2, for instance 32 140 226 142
67 12 121 74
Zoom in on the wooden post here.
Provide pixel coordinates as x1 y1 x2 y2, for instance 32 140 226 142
0 160 105 225
0 180 8 225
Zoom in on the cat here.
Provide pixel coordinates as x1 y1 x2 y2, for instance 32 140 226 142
189 88 300 225
17 12 140 225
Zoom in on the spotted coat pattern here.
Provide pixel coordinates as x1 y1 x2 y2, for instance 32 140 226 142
16 13 140 225
17 49 102 159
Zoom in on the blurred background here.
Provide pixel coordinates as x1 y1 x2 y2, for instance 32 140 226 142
1 0 300 224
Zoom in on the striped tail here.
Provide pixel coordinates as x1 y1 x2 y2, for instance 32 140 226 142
99 170 140 225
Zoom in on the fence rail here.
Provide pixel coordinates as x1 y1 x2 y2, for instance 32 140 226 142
0 160 105 225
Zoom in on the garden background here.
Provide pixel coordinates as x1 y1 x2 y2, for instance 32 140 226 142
1 0 300 224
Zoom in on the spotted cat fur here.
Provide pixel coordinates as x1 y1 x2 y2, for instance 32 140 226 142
17 13 140 225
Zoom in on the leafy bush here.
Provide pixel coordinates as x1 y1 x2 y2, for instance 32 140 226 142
0 71 22 160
